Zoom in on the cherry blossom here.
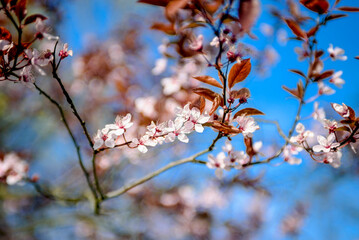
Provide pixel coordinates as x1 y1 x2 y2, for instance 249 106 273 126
318 82 335 96
319 151 342 168
234 115 259 137
19 66 35 88
327 44 347 61
290 123 314 144
25 49 54 75
322 119 338 133
312 102 325 121
0 153 28 185
104 113 133 137
146 121 167 145
132 135 156 153
93 129 117 150
332 103 350 118
329 71 344 88
183 107 210 133
59 43 73 59
206 152 228 178
152 58 167 75
165 118 191 143
312 133 340 153
283 145 302 165
189 34 203 52
35 18 59 40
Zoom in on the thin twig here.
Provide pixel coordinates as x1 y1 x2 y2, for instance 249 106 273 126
34 83 99 200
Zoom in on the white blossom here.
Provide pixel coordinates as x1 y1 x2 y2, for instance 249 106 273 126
235 115 259 137
312 133 340 153
332 103 350 118
290 123 314 144
329 71 344 88
104 113 133 136
0 153 28 185
328 44 347 61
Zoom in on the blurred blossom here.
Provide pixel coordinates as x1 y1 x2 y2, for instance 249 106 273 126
0 153 28 185
135 96 157 118
328 44 347 61
329 71 345 88
260 23 274 37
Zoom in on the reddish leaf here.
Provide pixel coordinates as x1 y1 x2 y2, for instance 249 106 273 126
307 25 319 37
284 18 307 39
230 88 251 100
348 106 356 120
193 76 222 88
211 121 241 135
325 14 347 21
137 0 169 6
297 80 304 99
314 70 334 81
355 56 359 60
315 50 324 58
282 85 301 100
151 22 176 35
165 0 189 21
300 0 329 14
335 126 351 132
14 0 27 22
289 69 306 78
24 14 47 25
238 0 260 33
338 6 359 12
0 27 12 41
233 108 264 119
228 59 251 89
193 88 222 103
190 96 206 114
244 137 255 157
209 96 222 115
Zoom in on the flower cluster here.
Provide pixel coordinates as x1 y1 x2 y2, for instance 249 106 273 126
131 103 210 153
207 140 262 178
0 153 28 185
93 113 133 150
93 103 210 153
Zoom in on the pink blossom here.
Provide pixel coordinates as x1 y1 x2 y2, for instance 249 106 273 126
206 152 228 178
322 119 338 134
35 18 59 40
59 43 73 59
328 44 347 61
104 113 133 136
189 34 203 52
283 145 302 165
312 102 325 121
183 106 210 133
312 133 340 153
332 103 350 118
329 71 344 88
319 151 342 168
290 123 314 144
0 153 28 185
132 135 157 153
93 129 117 150
25 49 53 75
19 66 35 89
165 118 191 143
235 115 259 137
318 82 335 96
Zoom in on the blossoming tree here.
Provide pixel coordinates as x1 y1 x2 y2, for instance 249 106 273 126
0 0 359 238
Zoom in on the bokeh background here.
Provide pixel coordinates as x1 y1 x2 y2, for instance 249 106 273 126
1 0 359 239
